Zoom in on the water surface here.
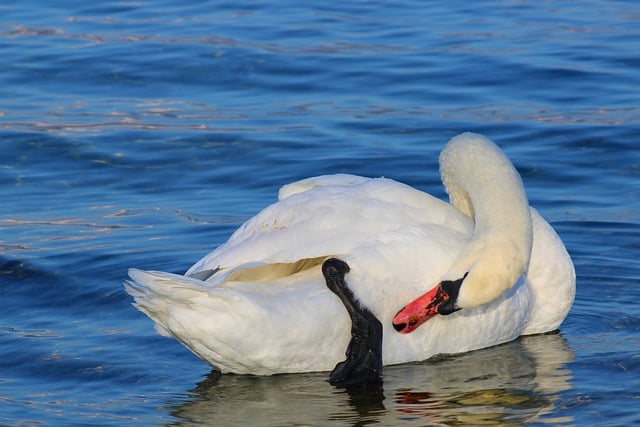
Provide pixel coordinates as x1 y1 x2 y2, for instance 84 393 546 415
1 1 639 425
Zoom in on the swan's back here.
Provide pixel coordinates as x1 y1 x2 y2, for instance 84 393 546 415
186 175 472 279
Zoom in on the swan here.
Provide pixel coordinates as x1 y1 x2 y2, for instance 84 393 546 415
125 133 575 376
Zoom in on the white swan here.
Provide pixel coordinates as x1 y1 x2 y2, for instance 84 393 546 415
125 133 575 375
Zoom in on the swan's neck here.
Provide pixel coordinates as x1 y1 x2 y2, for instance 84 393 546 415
439 133 533 308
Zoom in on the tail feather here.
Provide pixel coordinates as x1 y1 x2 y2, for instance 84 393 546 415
125 269 211 337
127 269 209 297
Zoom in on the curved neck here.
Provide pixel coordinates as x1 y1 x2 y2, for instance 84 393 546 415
441 134 530 234
438 133 533 307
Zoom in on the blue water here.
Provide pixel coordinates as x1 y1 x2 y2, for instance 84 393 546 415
2 1 639 425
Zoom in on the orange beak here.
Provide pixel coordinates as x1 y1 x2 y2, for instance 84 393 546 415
392 283 451 334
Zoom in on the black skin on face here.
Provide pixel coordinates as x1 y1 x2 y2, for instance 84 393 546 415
438 274 466 315
322 258 383 387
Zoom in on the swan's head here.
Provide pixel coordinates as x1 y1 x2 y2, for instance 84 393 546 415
392 234 529 334
392 133 533 334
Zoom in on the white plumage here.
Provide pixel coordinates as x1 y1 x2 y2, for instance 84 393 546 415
125 133 575 375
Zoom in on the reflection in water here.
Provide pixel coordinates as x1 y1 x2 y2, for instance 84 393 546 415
387 334 575 426
166 333 574 426
330 382 386 426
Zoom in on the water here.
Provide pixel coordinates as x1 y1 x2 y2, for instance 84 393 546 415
1 0 639 425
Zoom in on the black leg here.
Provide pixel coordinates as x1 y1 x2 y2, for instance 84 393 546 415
322 258 383 387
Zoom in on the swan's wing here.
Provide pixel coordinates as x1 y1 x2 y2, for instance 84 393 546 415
277 173 370 200
185 176 471 281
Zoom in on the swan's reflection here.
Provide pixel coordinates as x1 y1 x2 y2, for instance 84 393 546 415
386 334 574 425
166 333 574 426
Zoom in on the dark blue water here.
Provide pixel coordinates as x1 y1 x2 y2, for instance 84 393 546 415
2 1 639 425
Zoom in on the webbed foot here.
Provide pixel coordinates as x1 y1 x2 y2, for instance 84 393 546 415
322 258 383 387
